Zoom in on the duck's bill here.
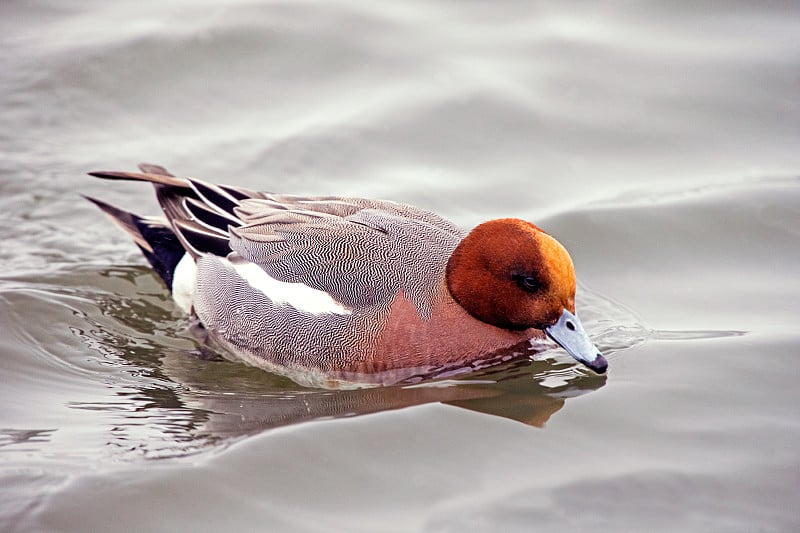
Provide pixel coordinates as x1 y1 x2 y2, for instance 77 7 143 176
544 309 608 374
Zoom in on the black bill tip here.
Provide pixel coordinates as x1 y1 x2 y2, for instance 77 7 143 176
587 353 608 374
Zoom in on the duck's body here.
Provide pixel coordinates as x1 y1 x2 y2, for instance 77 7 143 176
87 164 606 388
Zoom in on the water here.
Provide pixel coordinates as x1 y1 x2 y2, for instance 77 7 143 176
2 1 799 531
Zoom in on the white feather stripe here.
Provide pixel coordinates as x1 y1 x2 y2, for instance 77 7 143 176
172 253 197 313
222 258 352 316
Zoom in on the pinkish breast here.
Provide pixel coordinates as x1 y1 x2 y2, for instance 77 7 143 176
365 286 541 374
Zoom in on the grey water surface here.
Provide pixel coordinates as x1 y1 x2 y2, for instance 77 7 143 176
2 1 799 531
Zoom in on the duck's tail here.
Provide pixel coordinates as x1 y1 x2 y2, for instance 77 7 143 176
85 163 199 290
84 194 186 289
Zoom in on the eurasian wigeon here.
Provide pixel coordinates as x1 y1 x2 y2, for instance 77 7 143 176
86 164 607 388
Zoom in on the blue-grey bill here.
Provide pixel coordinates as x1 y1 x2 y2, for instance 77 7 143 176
544 309 608 374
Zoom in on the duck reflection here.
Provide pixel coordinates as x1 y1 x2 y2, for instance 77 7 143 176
157 338 606 438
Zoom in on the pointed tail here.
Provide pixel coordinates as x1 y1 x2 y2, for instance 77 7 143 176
84 195 186 289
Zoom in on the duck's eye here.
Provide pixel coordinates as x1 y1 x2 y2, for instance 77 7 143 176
514 274 539 292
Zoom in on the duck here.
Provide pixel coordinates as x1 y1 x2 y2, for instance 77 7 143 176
86 163 607 388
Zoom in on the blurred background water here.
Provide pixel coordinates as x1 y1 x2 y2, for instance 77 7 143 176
1 1 799 531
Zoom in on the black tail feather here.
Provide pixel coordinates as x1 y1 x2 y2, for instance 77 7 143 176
136 224 186 289
85 195 186 289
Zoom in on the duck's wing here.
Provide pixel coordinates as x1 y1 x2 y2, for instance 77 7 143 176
230 198 466 317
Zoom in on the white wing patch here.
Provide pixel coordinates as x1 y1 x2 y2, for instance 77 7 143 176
223 257 352 316
172 253 197 314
